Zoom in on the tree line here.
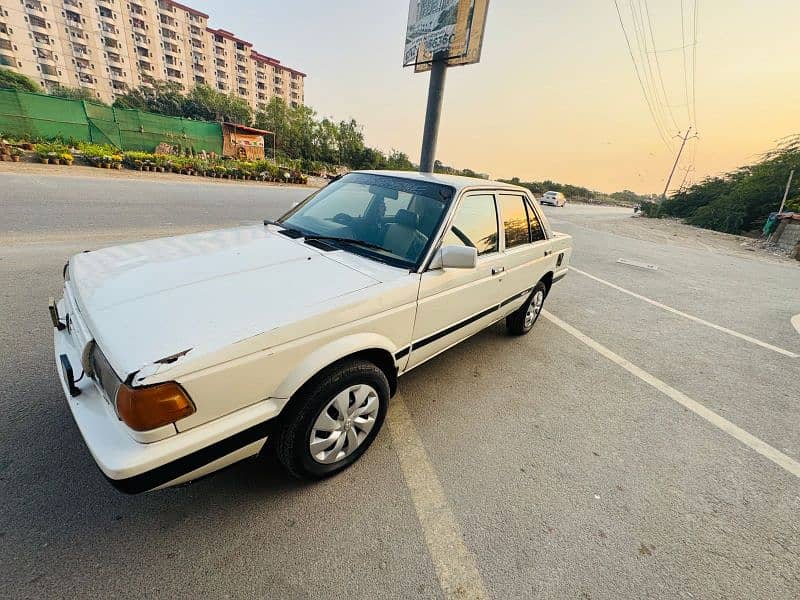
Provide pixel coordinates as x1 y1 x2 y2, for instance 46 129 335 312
644 136 800 233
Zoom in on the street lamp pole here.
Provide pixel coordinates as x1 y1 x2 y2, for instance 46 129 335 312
419 53 448 173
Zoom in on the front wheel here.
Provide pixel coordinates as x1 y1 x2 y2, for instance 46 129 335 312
275 359 389 480
506 281 547 335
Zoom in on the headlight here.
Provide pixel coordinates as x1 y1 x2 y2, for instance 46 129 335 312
115 382 195 432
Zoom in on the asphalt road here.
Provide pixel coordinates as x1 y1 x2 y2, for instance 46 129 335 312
1 173 799 599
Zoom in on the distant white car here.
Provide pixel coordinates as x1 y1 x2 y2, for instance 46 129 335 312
540 191 567 207
52 171 572 493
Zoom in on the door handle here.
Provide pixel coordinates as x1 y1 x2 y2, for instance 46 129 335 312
544 250 553 257
492 267 505 275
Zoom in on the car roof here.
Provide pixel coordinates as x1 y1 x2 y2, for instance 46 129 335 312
354 170 529 194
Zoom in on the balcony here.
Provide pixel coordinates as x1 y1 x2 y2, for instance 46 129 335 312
36 49 56 64
166 68 182 81
0 38 12 51
103 37 120 49
41 65 60 81
100 23 118 38
0 23 10 39
24 1 46 15
75 60 92 73
72 43 89 57
0 54 16 67
107 55 124 68
98 8 116 22
216 71 227 80
28 16 49 34
193 63 205 73
138 59 153 71
238 88 247 96
194 75 206 84
63 0 81 7
64 11 83 28
130 2 146 16
32 34 51 47
132 19 147 33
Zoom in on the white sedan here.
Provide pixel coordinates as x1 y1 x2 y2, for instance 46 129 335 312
51 171 572 493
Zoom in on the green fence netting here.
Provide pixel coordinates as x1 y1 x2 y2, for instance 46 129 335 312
0 89 223 154
84 101 122 147
0 90 89 141
114 108 222 154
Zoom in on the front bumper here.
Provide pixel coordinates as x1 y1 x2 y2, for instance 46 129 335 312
53 299 278 493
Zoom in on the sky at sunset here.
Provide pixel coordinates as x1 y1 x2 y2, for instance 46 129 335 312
189 1 800 193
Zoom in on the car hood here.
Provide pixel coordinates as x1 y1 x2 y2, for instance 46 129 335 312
69 225 381 378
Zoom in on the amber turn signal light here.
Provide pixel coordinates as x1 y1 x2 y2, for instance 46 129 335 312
115 382 195 431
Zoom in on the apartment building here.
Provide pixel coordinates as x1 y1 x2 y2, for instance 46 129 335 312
0 0 305 110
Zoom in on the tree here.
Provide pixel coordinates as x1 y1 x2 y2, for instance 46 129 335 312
385 150 414 171
185 84 252 124
0 67 42 93
49 84 103 103
661 136 800 233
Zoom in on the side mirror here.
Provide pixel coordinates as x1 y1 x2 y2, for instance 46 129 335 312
429 245 478 270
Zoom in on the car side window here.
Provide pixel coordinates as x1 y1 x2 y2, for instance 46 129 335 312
498 194 531 249
525 197 546 241
442 194 498 256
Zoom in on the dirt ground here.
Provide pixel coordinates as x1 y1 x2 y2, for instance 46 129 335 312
554 203 798 265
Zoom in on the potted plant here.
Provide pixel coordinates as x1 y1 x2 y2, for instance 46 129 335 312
10 147 24 162
60 152 74 166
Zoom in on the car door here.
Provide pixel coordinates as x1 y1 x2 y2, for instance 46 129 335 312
407 192 507 369
496 193 552 312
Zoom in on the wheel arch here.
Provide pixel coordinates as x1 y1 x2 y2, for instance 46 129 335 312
540 271 554 296
272 333 399 402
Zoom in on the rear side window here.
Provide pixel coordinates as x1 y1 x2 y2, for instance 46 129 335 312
443 194 498 256
526 197 546 241
498 194 531 249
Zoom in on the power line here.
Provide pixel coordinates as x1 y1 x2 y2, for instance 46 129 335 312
692 1 699 124
612 0 674 150
679 0 692 124
641 0 679 131
628 1 674 138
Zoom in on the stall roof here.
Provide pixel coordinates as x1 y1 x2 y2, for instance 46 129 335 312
223 123 272 135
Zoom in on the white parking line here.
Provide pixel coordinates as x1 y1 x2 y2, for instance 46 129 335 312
387 397 488 600
542 310 800 479
569 266 800 359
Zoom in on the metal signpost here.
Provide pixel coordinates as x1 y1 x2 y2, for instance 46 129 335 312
404 0 490 173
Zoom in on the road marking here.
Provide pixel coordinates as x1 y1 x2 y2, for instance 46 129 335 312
387 398 487 600
792 314 800 335
569 265 799 359
617 258 659 270
542 310 800 479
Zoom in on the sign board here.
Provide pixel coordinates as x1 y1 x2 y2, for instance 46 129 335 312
403 0 489 72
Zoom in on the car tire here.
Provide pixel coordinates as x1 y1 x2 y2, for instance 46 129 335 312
275 358 390 480
506 281 547 335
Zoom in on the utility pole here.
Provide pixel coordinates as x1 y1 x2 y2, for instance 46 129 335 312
419 53 448 173
661 127 695 200
777 169 794 214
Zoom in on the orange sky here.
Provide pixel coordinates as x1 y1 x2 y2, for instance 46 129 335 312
193 0 800 193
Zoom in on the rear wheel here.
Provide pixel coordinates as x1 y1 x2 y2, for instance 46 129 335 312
506 281 547 335
275 358 389 479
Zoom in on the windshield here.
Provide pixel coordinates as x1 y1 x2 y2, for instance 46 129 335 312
279 173 454 268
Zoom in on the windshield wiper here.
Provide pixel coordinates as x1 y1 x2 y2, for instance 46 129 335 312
263 219 305 238
302 235 387 252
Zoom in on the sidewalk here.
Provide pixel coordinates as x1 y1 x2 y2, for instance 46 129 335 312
0 160 324 188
